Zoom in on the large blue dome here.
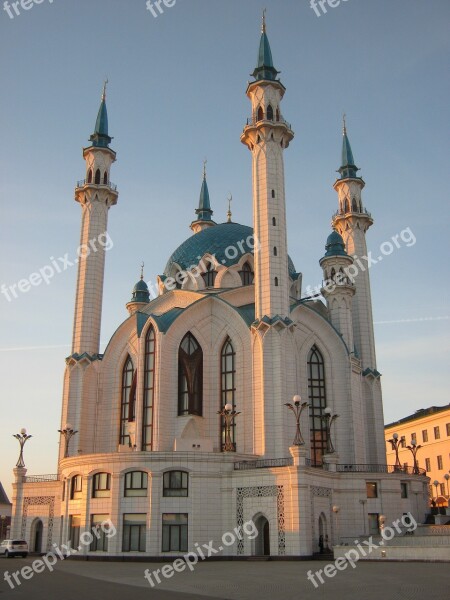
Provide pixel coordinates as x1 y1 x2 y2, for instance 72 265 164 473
164 222 297 277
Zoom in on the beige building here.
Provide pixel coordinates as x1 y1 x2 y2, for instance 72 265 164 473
385 405 450 504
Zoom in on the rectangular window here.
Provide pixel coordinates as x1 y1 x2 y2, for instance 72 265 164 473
425 458 431 472
400 483 408 498
124 471 148 497
122 514 146 552
400 436 406 448
440 483 445 496
70 475 82 500
163 471 189 497
68 515 81 549
446 423 450 437
366 482 378 498
411 432 417 443
90 514 110 552
437 455 443 470
93 473 111 498
422 430 428 443
434 426 441 440
368 513 380 535
162 514 188 552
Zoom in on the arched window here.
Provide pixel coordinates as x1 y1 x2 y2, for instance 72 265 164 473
220 338 236 451
276 108 280 122
308 346 328 466
201 262 217 287
267 104 274 121
352 198 358 212
272 217 276 226
345 198 350 213
87 169 93 183
178 333 203 416
103 171 108 185
272 190 275 198
92 473 111 498
119 355 134 446
274 277 279 287
163 471 189 497
330 268 336 281
142 327 156 450
70 475 82 500
95 169 101 184
124 471 148 497
273 247 278 256
239 262 254 286
257 106 264 122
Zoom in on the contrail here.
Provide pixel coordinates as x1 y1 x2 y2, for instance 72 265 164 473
375 316 449 325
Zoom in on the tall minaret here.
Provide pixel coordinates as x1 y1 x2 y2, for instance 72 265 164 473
332 118 376 369
241 11 294 320
72 83 118 357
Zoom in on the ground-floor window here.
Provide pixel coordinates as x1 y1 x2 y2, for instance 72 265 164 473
368 513 380 535
122 514 146 552
90 514 110 551
69 515 81 550
162 513 188 552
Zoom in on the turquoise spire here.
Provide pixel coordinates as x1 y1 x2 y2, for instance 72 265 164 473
195 160 213 221
252 10 280 82
89 80 112 148
338 115 359 179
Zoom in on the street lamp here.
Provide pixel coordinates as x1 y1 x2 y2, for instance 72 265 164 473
386 432 402 469
284 395 309 446
332 505 340 545
406 439 422 474
58 423 78 459
444 474 450 498
433 480 440 505
321 407 339 454
218 404 241 452
13 428 32 468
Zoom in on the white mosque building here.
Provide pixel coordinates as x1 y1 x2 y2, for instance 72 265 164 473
11 17 428 558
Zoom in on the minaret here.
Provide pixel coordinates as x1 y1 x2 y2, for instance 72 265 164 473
126 264 150 315
241 11 294 320
319 231 355 352
190 161 216 233
72 82 118 357
332 118 376 369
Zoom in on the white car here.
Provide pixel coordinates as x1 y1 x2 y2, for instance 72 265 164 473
0 539 29 558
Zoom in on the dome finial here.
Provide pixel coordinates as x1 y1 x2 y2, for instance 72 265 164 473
262 8 267 33
227 193 233 223
203 158 207 180
102 78 108 101
140 261 145 281
342 112 347 135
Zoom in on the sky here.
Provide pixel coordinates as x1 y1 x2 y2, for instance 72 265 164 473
0 0 449 498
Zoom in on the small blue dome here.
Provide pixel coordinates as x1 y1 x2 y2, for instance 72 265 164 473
324 231 348 257
164 222 297 277
130 278 150 303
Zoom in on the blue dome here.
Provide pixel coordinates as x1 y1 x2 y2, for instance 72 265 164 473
324 231 348 257
130 278 150 303
164 222 297 277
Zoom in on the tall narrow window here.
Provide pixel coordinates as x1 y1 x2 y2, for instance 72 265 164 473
201 262 217 288
273 247 277 256
308 346 328 466
220 338 236 451
87 169 93 183
272 217 276 226
120 356 134 446
239 262 254 286
178 333 203 416
267 104 274 121
274 277 279 286
257 106 264 122
272 190 275 198
103 171 108 185
142 326 156 450
95 169 101 184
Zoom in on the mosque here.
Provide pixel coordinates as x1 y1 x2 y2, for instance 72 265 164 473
10 16 428 557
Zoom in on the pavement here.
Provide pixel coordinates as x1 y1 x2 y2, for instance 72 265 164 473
0 556 449 600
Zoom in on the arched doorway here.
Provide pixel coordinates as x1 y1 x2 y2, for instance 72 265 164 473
318 513 329 553
31 519 43 553
254 515 270 556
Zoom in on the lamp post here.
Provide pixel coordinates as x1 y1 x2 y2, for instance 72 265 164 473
13 428 32 468
284 395 309 446
406 439 422 474
332 505 340 545
218 404 241 452
444 474 450 499
58 424 78 459
321 408 339 454
386 432 402 469
433 480 440 506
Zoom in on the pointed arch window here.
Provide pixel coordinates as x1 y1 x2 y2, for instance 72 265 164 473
95 169 101 184
201 262 217 288
274 277 279 287
352 198 358 212
307 346 328 466
257 106 264 122
103 171 108 185
119 355 134 446
267 104 274 121
276 108 280 122
239 262 254 286
87 169 93 184
142 326 156 450
345 198 350 213
220 338 236 451
178 333 203 416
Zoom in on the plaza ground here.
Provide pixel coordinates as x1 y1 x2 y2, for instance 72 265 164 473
0 557 449 599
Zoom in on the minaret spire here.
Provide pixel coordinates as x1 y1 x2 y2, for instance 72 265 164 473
252 9 280 82
190 161 216 233
91 81 112 149
227 194 232 223
262 8 267 33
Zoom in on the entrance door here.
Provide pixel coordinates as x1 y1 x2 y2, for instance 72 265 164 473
255 515 270 556
33 519 43 553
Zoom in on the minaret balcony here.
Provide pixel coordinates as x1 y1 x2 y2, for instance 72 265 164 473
76 179 118 192
243 115 293 131
332 208 372 219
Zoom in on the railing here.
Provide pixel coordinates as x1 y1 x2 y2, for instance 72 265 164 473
76 179 118 192
234 457 293 470
23 474 59 483
332 208 372 219
244 116 292 130
336 464 426 476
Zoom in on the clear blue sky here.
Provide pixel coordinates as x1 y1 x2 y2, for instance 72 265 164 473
1 0 449 496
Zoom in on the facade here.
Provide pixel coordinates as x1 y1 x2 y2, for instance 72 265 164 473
11 18 428 558
385 405 450 504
